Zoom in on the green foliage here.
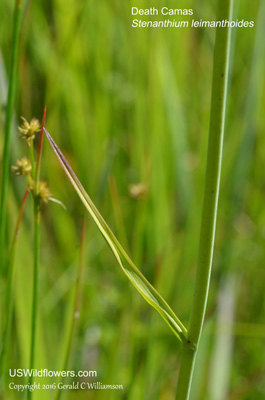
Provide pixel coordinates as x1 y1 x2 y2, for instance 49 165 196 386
44 127 187 342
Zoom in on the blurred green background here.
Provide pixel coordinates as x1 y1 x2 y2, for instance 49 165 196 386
0 0 265 399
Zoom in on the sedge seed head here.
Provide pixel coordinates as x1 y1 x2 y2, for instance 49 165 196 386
11 157 32 176
30 180 65 208
36 180 53 203
18 117 41 142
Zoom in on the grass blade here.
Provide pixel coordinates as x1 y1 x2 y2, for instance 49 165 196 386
175 0 233 397
44 127 187 342
0 187 29 384
57 219 85 400
0 0 23 272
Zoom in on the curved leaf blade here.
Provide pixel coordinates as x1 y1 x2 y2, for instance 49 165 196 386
44 128 187 342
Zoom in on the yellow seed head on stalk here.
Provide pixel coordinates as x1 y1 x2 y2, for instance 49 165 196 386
18 117 41 143
32 180 65 208
36 180 52 203
11 157 32 176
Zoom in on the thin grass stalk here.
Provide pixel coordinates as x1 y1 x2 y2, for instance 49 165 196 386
29 139 36 182
175 0 233 398
36 106 46 183
27 110 46 400
0 187 29 382
27 199 40 400
56 219 85 400
0 0 23 273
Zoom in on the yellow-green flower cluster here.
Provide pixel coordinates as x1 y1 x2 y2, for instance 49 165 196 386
18 117 41 142
37 180 53 203
12 116 63 209
11 157 32 176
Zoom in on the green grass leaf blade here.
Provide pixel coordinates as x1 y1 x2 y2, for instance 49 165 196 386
44 128 187 342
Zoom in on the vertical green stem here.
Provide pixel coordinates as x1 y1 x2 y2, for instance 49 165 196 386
36 106 46 184
29 139 36 182
56 219 85 400
28 108 45 400
0 188 29 382
0 0 23 272
28 200 40 400
175 0 233 398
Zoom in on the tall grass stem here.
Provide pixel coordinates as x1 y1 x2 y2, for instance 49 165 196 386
56 219 85 400
28 200 40 400
0 0 23 272
36 106 46 184
0 187 29 382
175 0 233 398
27 108 46 398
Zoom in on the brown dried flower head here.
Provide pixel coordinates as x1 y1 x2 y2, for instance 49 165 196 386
11 157 32 176
18 117 41 142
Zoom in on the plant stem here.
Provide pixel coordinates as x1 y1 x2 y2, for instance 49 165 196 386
175 0 233 398
0 187 29 382
0 0 23 273
28 198 40 400
57 219 85 400
27 108 46 399
29 139 36 183
36 106 46 184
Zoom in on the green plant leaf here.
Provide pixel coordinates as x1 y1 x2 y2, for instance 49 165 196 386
44 128 187 342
